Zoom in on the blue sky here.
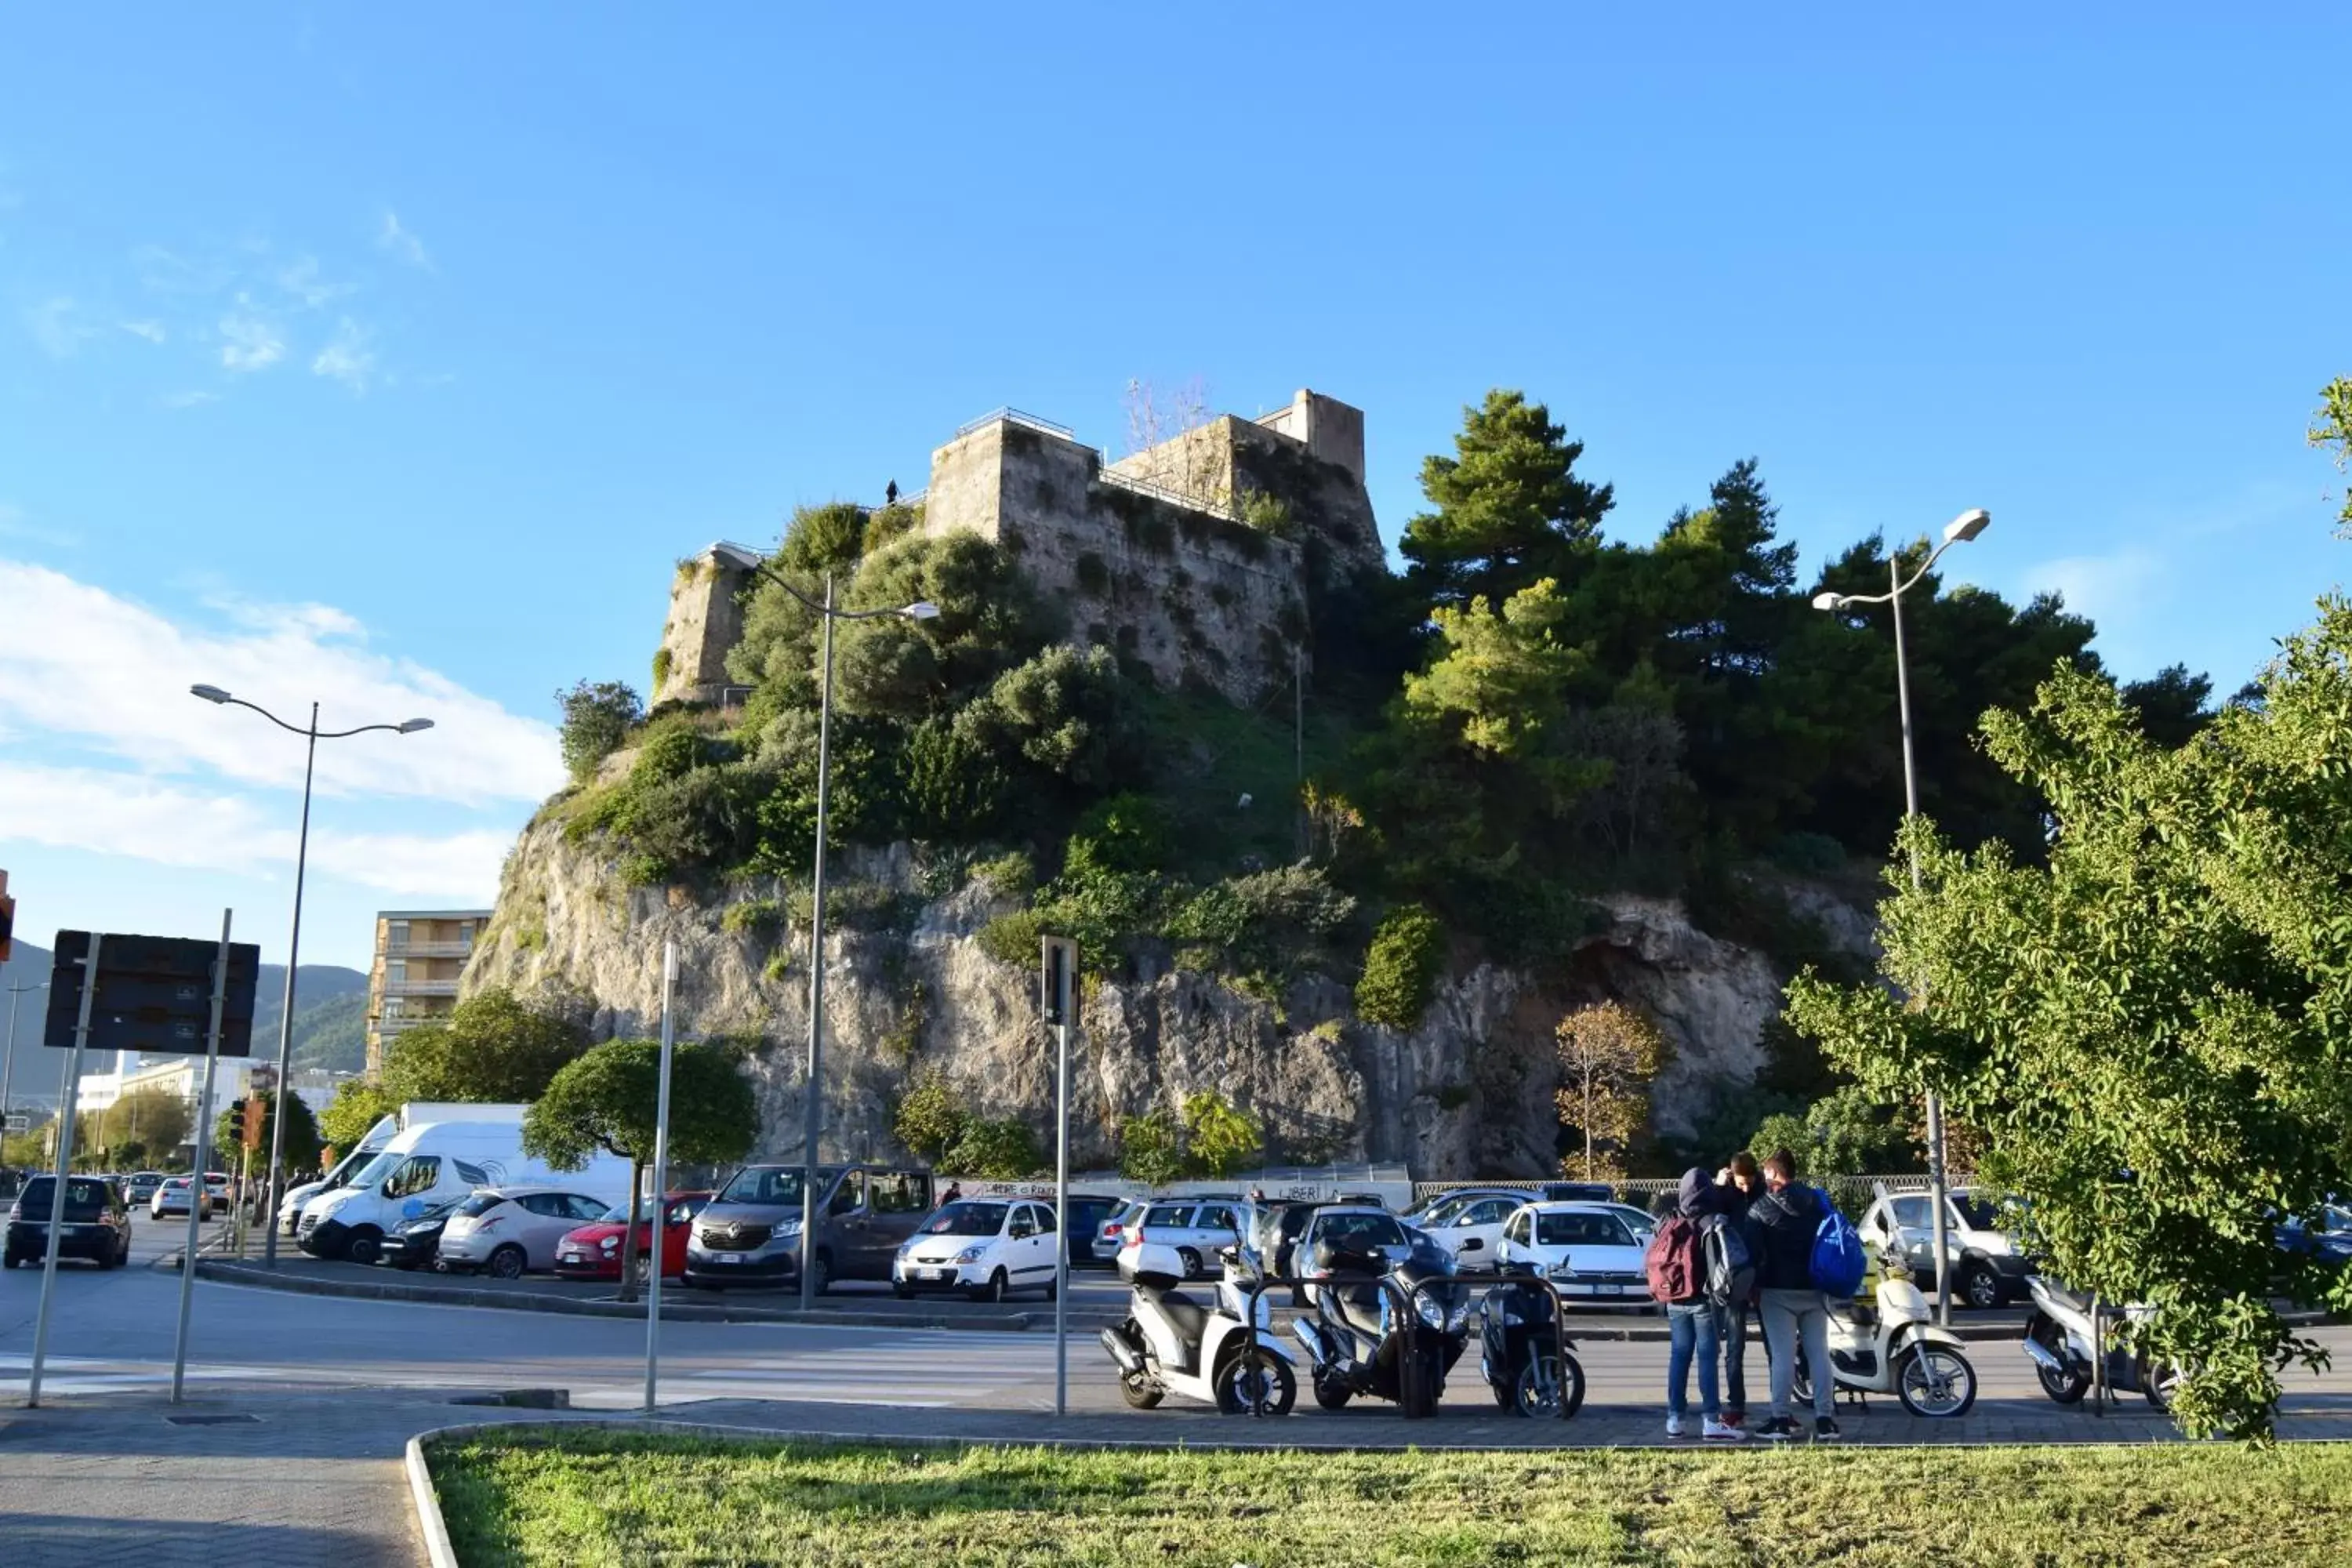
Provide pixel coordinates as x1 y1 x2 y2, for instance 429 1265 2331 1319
2 6 2348 970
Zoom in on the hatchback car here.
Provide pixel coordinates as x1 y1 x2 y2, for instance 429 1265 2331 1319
124 1171 165 1207
1494 1201 1653 1305
1094 1198 1149 1265
555 1192 713 1282
1120 1199 1246 1279
4 1175 132 1269
1417 1190 1537 1272
376 1196 464 1271
893 1197 1060 1301
1857 1188 2031 1308
435 1187 615 1279
1287 1205 1414 1306
150 1176 202 1219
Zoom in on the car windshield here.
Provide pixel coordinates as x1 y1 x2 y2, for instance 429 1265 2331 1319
1315 1213 1406 1250
1537 1211 1632 1247
1955 1196 2001 1230
454 1193 507 1218
599 1203 634 1223
16 1177 110 1214
347 1152 401 1191
920 1202 1007 1236
716 1168 806 1207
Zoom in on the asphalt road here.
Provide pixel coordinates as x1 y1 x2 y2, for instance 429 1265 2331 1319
5 1218 2349 1422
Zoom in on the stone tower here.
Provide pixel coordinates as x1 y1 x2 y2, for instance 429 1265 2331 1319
653 542 760 706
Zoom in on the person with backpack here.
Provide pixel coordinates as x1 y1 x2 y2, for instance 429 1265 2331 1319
1751 1147 1857 1442
1648 1169 1744 1441
1713 1152 1765 1430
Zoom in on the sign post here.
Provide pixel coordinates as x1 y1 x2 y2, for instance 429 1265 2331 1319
26 933 100 1408
1040 935 1077 1418
171 911 234 1403
643 940 677 1414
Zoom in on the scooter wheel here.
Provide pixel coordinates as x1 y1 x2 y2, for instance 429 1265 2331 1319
1312 1374 1352 1411
2035 1360 2089 1405
1517 1351 1585 1419
1214 1349 1297 1416
1119 1370 1164 1409
1897 1345 1977 1418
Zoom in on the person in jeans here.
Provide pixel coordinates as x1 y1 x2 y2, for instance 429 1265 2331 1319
1715 1152 1764 1429
1662 1169 1744 1441
1751 1148 1839 1442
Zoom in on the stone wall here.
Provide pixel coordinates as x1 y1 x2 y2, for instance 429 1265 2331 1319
654 543 759 706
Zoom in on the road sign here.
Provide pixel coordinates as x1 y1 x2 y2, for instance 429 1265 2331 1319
1040 935 1076 1025
0 868 15 961
43 931 260 1058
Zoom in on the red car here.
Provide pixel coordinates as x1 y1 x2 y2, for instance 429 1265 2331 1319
553 1192 713 1282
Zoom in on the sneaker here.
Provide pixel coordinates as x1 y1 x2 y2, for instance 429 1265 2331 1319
1756 1417 1798 1441
1720 1410 1746 1429
1702 1417 1745 1442
1664 1414 1686 1439
1814 1416 1842 1443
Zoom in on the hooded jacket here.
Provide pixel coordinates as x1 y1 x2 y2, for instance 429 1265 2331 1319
1752 1180 1826 1292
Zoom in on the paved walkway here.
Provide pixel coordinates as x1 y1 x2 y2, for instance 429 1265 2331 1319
8 1380 2352 1566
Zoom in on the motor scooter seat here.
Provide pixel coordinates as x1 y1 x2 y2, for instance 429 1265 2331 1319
2040 1283 2092 1316
1135 1283 1212 1343
1828 1298 1877 1334
1332 1282 1387 1339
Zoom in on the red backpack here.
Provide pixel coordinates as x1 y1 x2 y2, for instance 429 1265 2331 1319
1644 1214 1704 1302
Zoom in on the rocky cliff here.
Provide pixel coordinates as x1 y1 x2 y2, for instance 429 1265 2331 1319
465 817 1856 1178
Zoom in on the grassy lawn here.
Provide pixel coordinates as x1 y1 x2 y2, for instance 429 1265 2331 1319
425 1427 2352 1567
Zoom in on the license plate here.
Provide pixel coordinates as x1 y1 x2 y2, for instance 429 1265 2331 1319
1596 1283 1623 1296
924 1267 952 1280
711 1252 743 1265
561 1252 585 1263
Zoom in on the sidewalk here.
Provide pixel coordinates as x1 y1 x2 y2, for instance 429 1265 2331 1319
9 1381 2352 1568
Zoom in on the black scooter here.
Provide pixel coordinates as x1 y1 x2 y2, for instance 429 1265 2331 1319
1289 1234 1468 1416
1477 1259 1586 1417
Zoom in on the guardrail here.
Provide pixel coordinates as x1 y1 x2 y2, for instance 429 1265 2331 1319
953 407 1077 441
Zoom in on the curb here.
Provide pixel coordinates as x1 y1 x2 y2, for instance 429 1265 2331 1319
187 1258 1073 1333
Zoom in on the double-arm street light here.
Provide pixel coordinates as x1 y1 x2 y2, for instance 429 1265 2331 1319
1812 506 1990 1327
741 568 938 1312
189 685 434 1262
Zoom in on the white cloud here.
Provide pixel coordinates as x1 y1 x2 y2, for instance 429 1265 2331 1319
24 295 97 358
120 318 167 343
277 255 350 310
0 558 565 807
377 209 431 270
311 318 376 393
0 763 512 898
160 390 220 409
218 296 284 372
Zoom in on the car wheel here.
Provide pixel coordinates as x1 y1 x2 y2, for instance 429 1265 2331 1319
1312 1374 1352 1411
1119 1369 1165 1409
2 1252 16 1269
344 1228 383 1267
808 1250 832 1297
1214 1349 1297 1417
1177 1247 1203 1280
1043 1276 1057 1301
2142 1358 2183 1412
1897 1346 1977 1418
632 1254 652 1286
892 1280 913 1299
1959 1264 2002 1312
486 1245 527 1280
987 1269 1011 1303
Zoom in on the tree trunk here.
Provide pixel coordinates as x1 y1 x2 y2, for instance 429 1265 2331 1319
616 1156 645 1305
1582 1066 1595 1181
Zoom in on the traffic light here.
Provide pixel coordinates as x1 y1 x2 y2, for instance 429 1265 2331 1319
239 1095 267 1151
0 868 14 961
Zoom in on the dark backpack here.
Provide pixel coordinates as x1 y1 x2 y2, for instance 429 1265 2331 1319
1806 1189 1868 1297
1701 1214 1756 1308
1643 1214 1704 1302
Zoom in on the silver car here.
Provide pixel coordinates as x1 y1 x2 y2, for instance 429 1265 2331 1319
1128 1199 1246 1278
1093 1199 1149 1265
434 1186 613 1279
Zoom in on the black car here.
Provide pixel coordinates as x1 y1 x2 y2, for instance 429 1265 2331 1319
377 1197 463 1270
1065 1194 1124 1269
4 1174 133 1269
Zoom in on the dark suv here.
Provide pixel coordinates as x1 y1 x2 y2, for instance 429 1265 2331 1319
4 1174 133 1270
683 1164 933 1294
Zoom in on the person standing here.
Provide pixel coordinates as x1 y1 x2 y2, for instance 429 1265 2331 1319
1715 1152 1764 1429
1655 1169 1744 1441
1751 1148 1840 1442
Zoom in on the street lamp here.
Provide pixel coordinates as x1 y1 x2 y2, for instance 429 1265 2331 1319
189 684 434 1263
1813 507 1989 1327
2 981 46 1156
742 567 938 1312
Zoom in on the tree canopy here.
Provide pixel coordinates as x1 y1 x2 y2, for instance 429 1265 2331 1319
379 988 588 1105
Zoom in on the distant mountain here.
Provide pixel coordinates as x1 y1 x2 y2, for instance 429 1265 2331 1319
0 935 369 1074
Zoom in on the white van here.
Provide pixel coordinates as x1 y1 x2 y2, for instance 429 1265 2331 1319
295 1120 629 1265
278 1102 529 1239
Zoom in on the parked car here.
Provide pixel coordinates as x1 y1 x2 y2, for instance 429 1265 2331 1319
1494 1202 1653 1305
376 1196 464 1271
4 1174 132 1269
299 1120 628 1265
1857 1188 2031 1308
151 1176 204 1220
124 1171 165 1206
892 1197 1061 1301
1288 1205 1415 1307
1094 1198 1150 1265
555 1192 713 1282
1417 1191 1534 1272
684 1163 935 1294
1062 1194 1125 1269
435 1187 615 1279
1120 1198 1247 1279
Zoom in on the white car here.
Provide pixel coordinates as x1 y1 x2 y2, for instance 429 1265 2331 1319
1858 1188 2031 1309
434 1186 614 1279
150 1176 206 1219
895 1197 1061 1302
1494 1202 1654 1305
1416 1191 1535 1272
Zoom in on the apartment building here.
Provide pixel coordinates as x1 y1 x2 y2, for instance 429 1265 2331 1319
365 909 490 1077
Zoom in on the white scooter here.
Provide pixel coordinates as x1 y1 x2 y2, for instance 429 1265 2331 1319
1100 1240 1298 1415
2021 1275 2180 1410
1795 1250 1977 1417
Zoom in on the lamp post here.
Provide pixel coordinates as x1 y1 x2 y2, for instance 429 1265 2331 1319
2 981 45 1157
188 685 434 1263
741 568 938 1312
1812 506 1988 1327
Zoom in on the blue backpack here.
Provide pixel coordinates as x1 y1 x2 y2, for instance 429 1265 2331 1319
1806 1189 1867 1296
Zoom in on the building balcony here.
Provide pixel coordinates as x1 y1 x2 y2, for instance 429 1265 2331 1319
379 940 475 959
368 1012 446 1038
379 978 460 999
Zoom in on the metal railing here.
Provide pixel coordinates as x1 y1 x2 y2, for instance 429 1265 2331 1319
379 941 473 959
1095 464 1246 526
377 978 459 998
953 407 1076 441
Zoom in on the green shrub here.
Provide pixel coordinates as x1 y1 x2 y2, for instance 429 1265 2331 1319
1182 1091 1261 1178
944 1116 1043 1178
976 908 1045 967
721 898 785 936
1117 1110 1186 1186
651 647 673 691
862 503 921 554
556 679 644 783
1355 904 1446 1031
898 717 1011 842
971 851 1035 900
894 1070 966 1163
777 502 866 574
631 724 706 786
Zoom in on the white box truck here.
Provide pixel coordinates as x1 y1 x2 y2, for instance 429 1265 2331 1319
275 1102 532 1239
295 1116 630 1265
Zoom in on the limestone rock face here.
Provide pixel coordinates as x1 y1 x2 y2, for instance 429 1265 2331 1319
466 819 1853 1175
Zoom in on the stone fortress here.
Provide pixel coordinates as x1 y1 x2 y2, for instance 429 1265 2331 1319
654 389 1385 708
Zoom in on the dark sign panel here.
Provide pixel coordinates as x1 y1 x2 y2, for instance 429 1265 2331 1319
44 931 261 1058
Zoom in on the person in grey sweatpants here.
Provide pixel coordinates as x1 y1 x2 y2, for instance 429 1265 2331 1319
1749 1148 1838 1441
1716 1152 1764 1428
